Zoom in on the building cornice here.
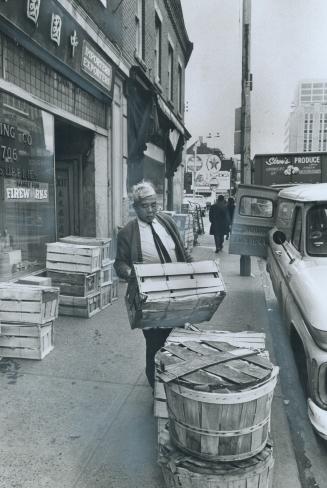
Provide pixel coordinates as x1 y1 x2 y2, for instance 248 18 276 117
57 0 131 77
163 0 193 64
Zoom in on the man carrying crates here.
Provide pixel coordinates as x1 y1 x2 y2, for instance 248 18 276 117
114 181 192 389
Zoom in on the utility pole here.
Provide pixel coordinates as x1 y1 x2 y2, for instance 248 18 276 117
240 0 252 276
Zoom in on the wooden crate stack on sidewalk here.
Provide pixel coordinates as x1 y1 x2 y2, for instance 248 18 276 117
0 283 59 359
162 211 194 251
155 327 278 488
172 213 194 252
46 236 117 318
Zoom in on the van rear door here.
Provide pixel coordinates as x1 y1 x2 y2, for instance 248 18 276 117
229 184 279 258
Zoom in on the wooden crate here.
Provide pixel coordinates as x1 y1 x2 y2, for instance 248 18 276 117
110 277 119 302
126 261 226 330
158 423 274 488
46 242 101 273
100 261 114 285
47 270 100 297
157 339 278 462
0 322 54 360
59 292 101 318
0 284 59 324
17 275 52 287
59 236 112 266
100 283 112 310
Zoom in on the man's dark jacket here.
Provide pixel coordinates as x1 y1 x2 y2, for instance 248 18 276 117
114 212 192 280
209 202 230 236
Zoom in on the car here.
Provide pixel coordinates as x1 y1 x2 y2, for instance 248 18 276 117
183 194 206 216
229 183 327 439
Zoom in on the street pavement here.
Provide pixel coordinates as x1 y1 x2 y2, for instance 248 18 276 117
0 219 302 488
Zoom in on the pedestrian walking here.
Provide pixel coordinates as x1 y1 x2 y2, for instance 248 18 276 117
209 194 230 252
114 181 192 390
225 197 235 240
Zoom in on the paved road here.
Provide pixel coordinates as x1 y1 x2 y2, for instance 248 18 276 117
260 260 327 488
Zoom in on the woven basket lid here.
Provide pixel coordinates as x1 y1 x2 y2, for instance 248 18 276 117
157 340 275 392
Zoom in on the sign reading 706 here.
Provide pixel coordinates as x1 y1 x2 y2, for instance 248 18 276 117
0 122 33 162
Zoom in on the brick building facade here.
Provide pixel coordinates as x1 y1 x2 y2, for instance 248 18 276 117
0 0 192 282
119 0 193 212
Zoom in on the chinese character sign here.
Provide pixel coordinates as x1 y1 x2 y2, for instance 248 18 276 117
51 13 62 46
27 0 41 24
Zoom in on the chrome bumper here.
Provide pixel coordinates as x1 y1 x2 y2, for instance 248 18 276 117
308 398 327 440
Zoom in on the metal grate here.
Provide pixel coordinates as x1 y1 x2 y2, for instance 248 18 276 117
1 34 106 128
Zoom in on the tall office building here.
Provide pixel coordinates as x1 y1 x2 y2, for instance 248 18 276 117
285 80 327 152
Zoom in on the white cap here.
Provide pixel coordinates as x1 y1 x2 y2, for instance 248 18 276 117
132 181 156 202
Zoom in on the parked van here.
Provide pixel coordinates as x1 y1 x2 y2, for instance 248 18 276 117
229 183 327 439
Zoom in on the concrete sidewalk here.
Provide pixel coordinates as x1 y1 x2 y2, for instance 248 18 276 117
0 226 301 488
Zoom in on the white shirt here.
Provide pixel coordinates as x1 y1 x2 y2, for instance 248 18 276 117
138 217 177 263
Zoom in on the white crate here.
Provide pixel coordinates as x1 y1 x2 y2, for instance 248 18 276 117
0 322 54 360
0 284 59 324
59 236 112 266
46 242 101 273
100 261 114 285
59 292 101 318
100 284 112 310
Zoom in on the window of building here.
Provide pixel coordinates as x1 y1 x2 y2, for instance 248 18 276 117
0 92 56 281
177 63 183 114
135 0 145 60
155 13 162 83
168 43 174 101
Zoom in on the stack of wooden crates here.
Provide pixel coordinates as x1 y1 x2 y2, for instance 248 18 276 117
46 236 118 318
155 327 278 488
0 282 59 359
172 213 194 252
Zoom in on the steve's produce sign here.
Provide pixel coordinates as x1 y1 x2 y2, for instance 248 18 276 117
253 153 325 185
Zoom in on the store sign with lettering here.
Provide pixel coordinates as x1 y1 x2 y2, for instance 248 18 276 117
81 41 113 92
4 178 49 202
0 0 116 99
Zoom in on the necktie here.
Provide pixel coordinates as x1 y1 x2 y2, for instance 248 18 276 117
149 223 172 263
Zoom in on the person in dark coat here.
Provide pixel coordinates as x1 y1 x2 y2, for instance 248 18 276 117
225 197 235 240
114 181 192 389
209 194 230 252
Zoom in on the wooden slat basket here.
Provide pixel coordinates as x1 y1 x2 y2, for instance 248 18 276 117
158 423 274 488
0 322 54 360
59 236 112 267
125 261 226 329
59 292 101 318
47 270 100 297
46 242 101 273
157 340 278 462
0 284 59 324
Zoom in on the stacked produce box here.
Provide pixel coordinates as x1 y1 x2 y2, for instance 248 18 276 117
162 210 194 251
0 283 59 359
155 327 278 488
46 236 117 318
180 203 203 246
171 213 194 252
125 261 226 330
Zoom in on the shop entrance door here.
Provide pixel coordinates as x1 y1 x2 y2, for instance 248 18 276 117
55 159 81 239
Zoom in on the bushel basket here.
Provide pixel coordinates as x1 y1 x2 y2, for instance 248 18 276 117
157 340 278 462
158 423 274 488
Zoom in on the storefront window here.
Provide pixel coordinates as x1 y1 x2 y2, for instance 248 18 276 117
0 93 55 281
